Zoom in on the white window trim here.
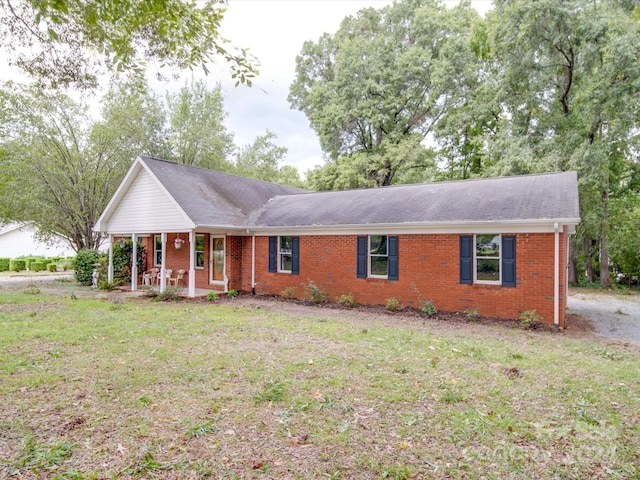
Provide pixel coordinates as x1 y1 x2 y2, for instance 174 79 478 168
474 233 502 285
368 234 389 279
195 233 205 269
153 234 162 267
278 236 293 274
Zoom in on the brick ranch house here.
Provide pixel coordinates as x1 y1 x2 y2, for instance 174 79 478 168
94 156 580 328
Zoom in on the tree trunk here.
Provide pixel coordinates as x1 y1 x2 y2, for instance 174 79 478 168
583 234 595 283
600 188 611 288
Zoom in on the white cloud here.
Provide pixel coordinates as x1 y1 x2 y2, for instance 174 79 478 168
213 0 492 176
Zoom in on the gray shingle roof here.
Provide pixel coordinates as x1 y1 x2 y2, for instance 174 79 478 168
141 157 308 228
250 171 580 228
141 157 579 229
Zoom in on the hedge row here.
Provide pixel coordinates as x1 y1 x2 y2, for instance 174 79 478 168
9 259 26 272
0 256 75 273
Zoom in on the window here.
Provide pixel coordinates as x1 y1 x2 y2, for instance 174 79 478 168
279 236 293 272
154 235 162 266
357 235 398 280
475 234 500 283
460 235 516 287
195 234 205 268
369 235 388 277
268 236 299 274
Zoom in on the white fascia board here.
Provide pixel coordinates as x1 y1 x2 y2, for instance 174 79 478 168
138 158 196 230
94 157 196 233
246 218 581 236
193 225 248 233
94 157 144 232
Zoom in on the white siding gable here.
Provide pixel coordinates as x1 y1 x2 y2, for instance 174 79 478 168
104 168 193 233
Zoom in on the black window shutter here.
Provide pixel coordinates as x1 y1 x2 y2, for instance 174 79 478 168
502 235 516 287
268 236 277 273
388 236 399 280
291 236 300 275
460 236 473 284
356 236 367 278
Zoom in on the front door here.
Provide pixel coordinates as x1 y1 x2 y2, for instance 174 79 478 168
210 236 225 284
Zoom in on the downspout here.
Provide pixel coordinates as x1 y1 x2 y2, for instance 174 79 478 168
251 233 256 295
566 231 570 303
554 223 560 330
108 234 114 284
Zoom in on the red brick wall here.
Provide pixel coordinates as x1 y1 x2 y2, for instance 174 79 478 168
135 234 245 291
246 232 569 327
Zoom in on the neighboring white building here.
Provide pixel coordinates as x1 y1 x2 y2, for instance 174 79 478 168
0 223 76 258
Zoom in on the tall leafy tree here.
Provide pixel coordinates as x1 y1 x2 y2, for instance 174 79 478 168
0 0 257 89
481 0 640 287
0 82 165 250
289 0 480 188
165 80 235 172
234 130 303 187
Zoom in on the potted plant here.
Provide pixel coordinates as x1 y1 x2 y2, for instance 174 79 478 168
174 237 185 250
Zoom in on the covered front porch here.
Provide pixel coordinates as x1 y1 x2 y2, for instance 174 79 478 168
105 231 253 298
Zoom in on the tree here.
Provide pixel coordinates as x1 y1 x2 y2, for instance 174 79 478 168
289 0 480 187
0 82 165 251
481 0 640 287
165 79 235 172
234 130 303 187
0 0 257 89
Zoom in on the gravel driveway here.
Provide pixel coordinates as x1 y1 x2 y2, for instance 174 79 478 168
568 289 640 343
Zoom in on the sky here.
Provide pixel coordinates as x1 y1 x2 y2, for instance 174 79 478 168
207 0 494 177
0 0 493 178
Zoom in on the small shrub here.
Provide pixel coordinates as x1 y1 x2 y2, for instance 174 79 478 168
0 258 9 272
420 300 437 316
98 279 120 291
207 291 218 302
519 309 542 329
386 297 403 312
74 249 100 285
281 286 296 298
338 293 358 307
305 280 327 303
30 261 45 272
66 256 76 270
9 259 26 272
466 308 480 321
23 284 41 295
47 263 57 272
23 257 37 270
154 286 181 302
227 289 238 298
142 289 159 299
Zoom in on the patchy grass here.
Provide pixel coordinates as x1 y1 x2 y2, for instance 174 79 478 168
1 291 639 479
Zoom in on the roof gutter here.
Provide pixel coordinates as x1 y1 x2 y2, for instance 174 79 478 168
245 218 581 235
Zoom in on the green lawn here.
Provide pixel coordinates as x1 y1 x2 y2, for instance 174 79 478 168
1 288 639 479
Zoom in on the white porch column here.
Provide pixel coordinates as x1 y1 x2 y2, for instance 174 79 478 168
131 233 138 291
160 232 167 292
188 230 196 297
108 234 114 284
